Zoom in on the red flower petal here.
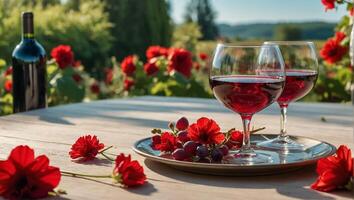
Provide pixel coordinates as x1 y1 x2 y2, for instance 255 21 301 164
113 153 146 187
69 135 105 161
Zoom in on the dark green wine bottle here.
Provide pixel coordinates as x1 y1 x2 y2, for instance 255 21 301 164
12 12 47 113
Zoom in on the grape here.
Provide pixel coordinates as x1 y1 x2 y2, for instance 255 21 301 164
211 148 223 162
177 131 190 143
183 141 198 156
219 145 229 156
196 145 209 158
172 148 188 161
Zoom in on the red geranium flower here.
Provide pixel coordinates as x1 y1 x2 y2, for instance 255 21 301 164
320 39 348 64
144 61 159 76
311 145 353 192
187 117 225 145
0 145 61 200
51 45 74 69
124 78 135 91
199 52 208 61
146 46 168 60
321 0 335 11
4 80 12 93
4 66 12 76
334 32 346 43
151 132 178 152
90 82 100 94
105 68 114 85
121 55 136 76
168 48 193 78
72 74 82 83
113 153 146 187
69 135 105 161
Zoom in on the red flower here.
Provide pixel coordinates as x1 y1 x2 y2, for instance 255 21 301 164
320 39 348 64
146 46 168 60
226 130 243 149
168 48 193 78
194 62 201 71
124 78 134 91
321 0 335 11
4 80 12 93
121 55 136 76
0 145 61 200
72 74 82 83
105 68 114 85
187 117 225 145
51 45 74 69
151 132 178 152
69 135 105 161
72 60 81 67
334 32 346 43
4 66 12 76
311 145 353 192
90 83 100 94
199 52 208 61
350 7 354 16
176 117 189 131
144 61 159 76
113 153 146 187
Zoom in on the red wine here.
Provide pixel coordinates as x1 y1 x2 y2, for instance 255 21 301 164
12 12 47 113
211 76 284 115
277 70 318 107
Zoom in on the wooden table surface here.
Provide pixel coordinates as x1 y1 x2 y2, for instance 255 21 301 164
0 96 352 200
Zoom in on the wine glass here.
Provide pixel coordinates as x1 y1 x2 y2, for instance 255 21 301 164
210 43 286 164
257 41 319 151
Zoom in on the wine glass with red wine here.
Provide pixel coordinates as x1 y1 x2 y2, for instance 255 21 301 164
258 41 319 151
210 44 285 164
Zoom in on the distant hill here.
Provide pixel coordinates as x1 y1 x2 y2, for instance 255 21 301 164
218 22 336 40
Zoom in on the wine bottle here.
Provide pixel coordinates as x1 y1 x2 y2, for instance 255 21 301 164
12 12 47 113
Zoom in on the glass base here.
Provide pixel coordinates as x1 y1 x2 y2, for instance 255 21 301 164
232 149 272 164
257 135 305 152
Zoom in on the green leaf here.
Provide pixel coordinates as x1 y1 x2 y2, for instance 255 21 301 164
56 76 85 102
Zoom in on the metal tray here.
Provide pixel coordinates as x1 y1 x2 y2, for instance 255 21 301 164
133 134 336 176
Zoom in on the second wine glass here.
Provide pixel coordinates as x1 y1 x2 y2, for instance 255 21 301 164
210 43 286 164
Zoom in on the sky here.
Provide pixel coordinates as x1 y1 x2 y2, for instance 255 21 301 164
170 0 348 24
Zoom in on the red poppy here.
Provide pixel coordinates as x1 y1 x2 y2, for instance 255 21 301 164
168 48 193 78
4 66 12 76
72 74 82 83
199 53 208 61
123 78 135 91
187 117 225 145
105 68 114 85
321 0 335 11
311 145 353 192
320 39 348 64
121 55 136 76
4 80 12 93
113 153 146 187
144 61 159 76
51 45 74 69
146 46 168 60
90 83 100 94
334 32 346 43
0 145 61 199
151 132 178 152
69 135 105 161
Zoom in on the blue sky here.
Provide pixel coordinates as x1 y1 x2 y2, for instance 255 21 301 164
170 0 348 24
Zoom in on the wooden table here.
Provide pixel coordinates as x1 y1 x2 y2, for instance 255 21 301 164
0 96 352 200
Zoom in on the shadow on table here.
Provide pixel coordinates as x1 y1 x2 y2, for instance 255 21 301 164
125 182 158 196
72 158 112 167
145 159 351 200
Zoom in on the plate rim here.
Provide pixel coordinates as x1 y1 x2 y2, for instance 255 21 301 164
132 134 337 169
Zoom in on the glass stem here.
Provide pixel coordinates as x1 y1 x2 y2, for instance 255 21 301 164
280 106 287 138
241 115 253 153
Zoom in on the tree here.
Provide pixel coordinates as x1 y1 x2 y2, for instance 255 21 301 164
102 0 173 60
274 25 302 41
184 0 219 40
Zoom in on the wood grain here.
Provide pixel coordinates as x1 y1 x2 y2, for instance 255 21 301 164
0 96 352 200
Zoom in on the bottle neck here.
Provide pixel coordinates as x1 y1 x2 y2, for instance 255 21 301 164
22 13 34 40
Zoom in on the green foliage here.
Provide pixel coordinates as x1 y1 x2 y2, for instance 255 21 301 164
173 22 202 53
184 0 218 40
102 0 172 60
274 24 302 41
0 1 113 73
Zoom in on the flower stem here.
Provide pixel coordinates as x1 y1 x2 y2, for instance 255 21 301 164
99 145 113 154
100 152 115 162
61 170 112 179
250 127 265 134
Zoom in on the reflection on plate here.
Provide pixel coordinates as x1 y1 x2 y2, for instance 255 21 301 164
133 134 336 176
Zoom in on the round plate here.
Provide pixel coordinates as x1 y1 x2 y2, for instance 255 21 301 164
133 134 336 176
